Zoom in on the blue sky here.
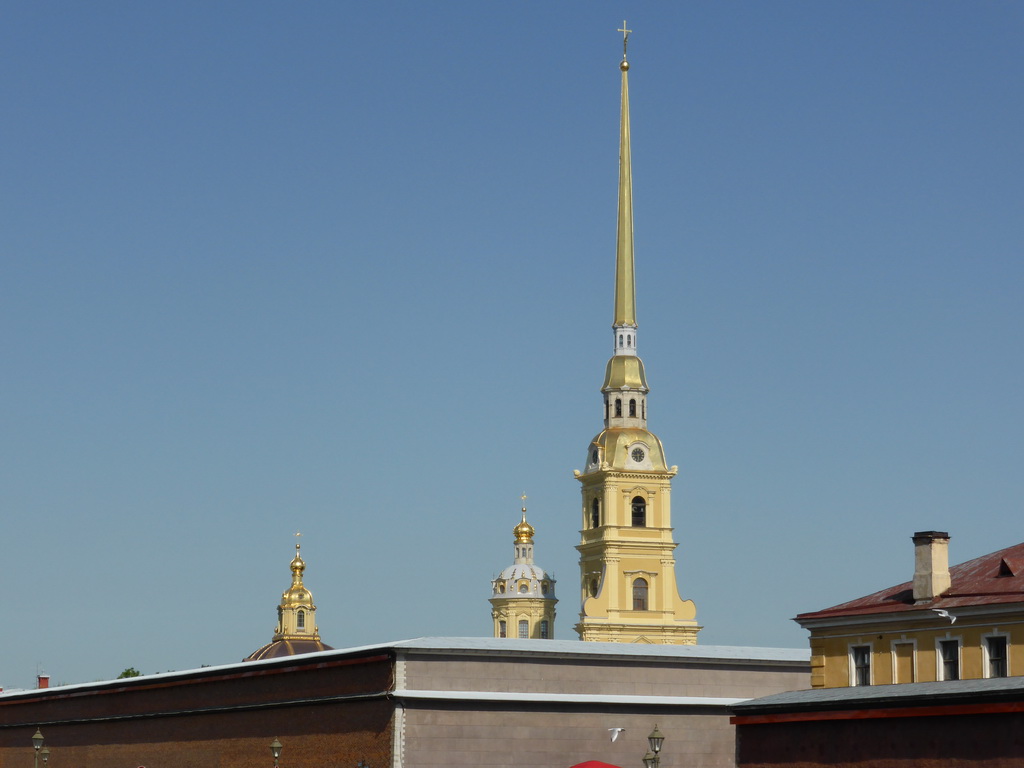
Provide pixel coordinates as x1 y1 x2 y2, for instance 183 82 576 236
2 2 1022 687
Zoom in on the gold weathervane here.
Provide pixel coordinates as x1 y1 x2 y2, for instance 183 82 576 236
618 21 632 60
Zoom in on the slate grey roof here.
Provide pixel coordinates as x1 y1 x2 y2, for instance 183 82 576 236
732 674 1024 714
389 636 810 664
0 637 808 701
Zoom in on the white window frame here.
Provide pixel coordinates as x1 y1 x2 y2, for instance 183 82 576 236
983 632 1010 679
890 637 918 684
848 643 872 687
935 636 962 681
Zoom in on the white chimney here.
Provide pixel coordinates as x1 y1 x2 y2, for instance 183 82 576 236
913 530 951 603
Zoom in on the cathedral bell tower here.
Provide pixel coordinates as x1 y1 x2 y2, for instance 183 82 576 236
573 28 701 644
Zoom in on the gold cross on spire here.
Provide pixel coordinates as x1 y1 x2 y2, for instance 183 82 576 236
295 530 302 552
521 492 528 511
618 21 632 60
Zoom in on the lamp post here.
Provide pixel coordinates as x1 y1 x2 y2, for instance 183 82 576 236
40 748 50 768
32 729 45 768
642 725 665 768
270 738 283 768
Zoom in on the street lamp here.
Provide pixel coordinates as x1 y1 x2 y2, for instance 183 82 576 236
32 729 45 768
647 724 665 756
270 738 283 768
642 725 665 768
40 748 50 767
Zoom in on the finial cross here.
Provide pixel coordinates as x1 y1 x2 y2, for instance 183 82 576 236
618 21 632 59
295 530 302 551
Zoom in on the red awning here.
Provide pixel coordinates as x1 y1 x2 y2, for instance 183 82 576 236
570 762 624 768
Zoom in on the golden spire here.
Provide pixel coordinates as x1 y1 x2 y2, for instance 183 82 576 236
514 493 535 543
613 21 636 328
290 531 305 584
274 533 318 642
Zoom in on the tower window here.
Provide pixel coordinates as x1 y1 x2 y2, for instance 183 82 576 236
615 399 622 417
618 334 624 348
627 334 632 346
631 496 646 527
518 620 529 639
629 399 637 417
540 620 550 639
591 498 600 528
642 400 646 419
297 610 306 631
632 578 648 611
519 581 529 594
499 620 507 638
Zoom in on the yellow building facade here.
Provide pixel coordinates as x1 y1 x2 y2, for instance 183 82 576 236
490 503 557 639
573 34 700 645
797 532 1024 688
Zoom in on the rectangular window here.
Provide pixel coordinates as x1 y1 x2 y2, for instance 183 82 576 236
518 620 529 639
851 645 871 686
987 636 1008 678
498 621 506 638
939 639 960 681
540 620 549 639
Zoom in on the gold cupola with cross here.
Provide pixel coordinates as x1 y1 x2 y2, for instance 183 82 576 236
244 536 334 661
490 496 557 640
573 27 701 644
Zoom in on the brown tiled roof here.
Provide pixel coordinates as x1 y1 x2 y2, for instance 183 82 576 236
243 638 335 662
796 541 1024 622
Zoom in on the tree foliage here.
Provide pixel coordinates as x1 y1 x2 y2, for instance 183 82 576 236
117 667 142 679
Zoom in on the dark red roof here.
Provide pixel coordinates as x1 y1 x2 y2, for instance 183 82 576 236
797 541 1024 622
243 638 335 661
570 762 624 768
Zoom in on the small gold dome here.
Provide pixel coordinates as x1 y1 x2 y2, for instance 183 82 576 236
514 509 535 544
291 544 305 575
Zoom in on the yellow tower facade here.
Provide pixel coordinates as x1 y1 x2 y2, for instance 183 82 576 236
573 32 701 645
490 502 557 639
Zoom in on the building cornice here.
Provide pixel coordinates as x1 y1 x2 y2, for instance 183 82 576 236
392 689 745 708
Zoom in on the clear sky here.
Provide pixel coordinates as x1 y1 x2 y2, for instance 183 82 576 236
2 2 1022 688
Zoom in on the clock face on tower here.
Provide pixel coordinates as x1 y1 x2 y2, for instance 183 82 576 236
631 447 645 463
